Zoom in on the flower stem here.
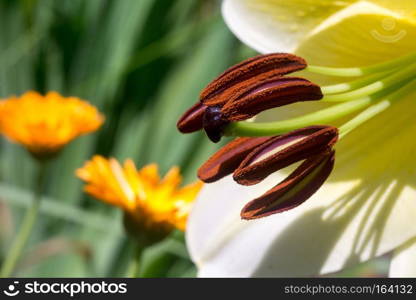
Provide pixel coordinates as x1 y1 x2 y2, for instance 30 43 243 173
306 51 416 77
1 162 47 277
126 242 146 278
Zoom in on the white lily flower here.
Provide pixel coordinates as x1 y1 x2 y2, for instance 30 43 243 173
186 0 416 277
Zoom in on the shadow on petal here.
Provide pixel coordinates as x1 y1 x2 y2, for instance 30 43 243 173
251 178 405 277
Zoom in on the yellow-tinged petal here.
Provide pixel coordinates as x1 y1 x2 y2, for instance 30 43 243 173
297 1 416 67
223 0 416 57
223 0 355 53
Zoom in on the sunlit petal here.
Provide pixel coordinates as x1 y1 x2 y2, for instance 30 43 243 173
222 0 354 53
296 1 416 66
188 90 416 276
222 0 416 59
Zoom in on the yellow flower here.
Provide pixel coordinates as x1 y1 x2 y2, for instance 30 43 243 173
0 91 104 158
76 155 203 235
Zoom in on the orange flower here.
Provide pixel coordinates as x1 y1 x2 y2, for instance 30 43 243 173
76 156 203 234
0 91 104 158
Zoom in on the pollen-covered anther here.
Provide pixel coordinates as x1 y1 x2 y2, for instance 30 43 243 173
176 53 320 143
198 136 272 183
177 101 206 133
221 77 323 121
241 150 335 220
200 53 307 107
233 126 338 185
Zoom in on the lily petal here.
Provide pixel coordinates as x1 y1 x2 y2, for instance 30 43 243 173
222 0 352 53
296 1 416 66
186 91 416 277
389 239 416 277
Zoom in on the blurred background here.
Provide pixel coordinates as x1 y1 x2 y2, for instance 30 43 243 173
0 0 388 277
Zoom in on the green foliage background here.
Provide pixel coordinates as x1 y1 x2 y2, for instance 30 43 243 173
0 0 388 277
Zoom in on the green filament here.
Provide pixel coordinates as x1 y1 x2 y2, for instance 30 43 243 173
306 51 416 77
225 52 416 139
322 62 416 102
338 80 416 139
